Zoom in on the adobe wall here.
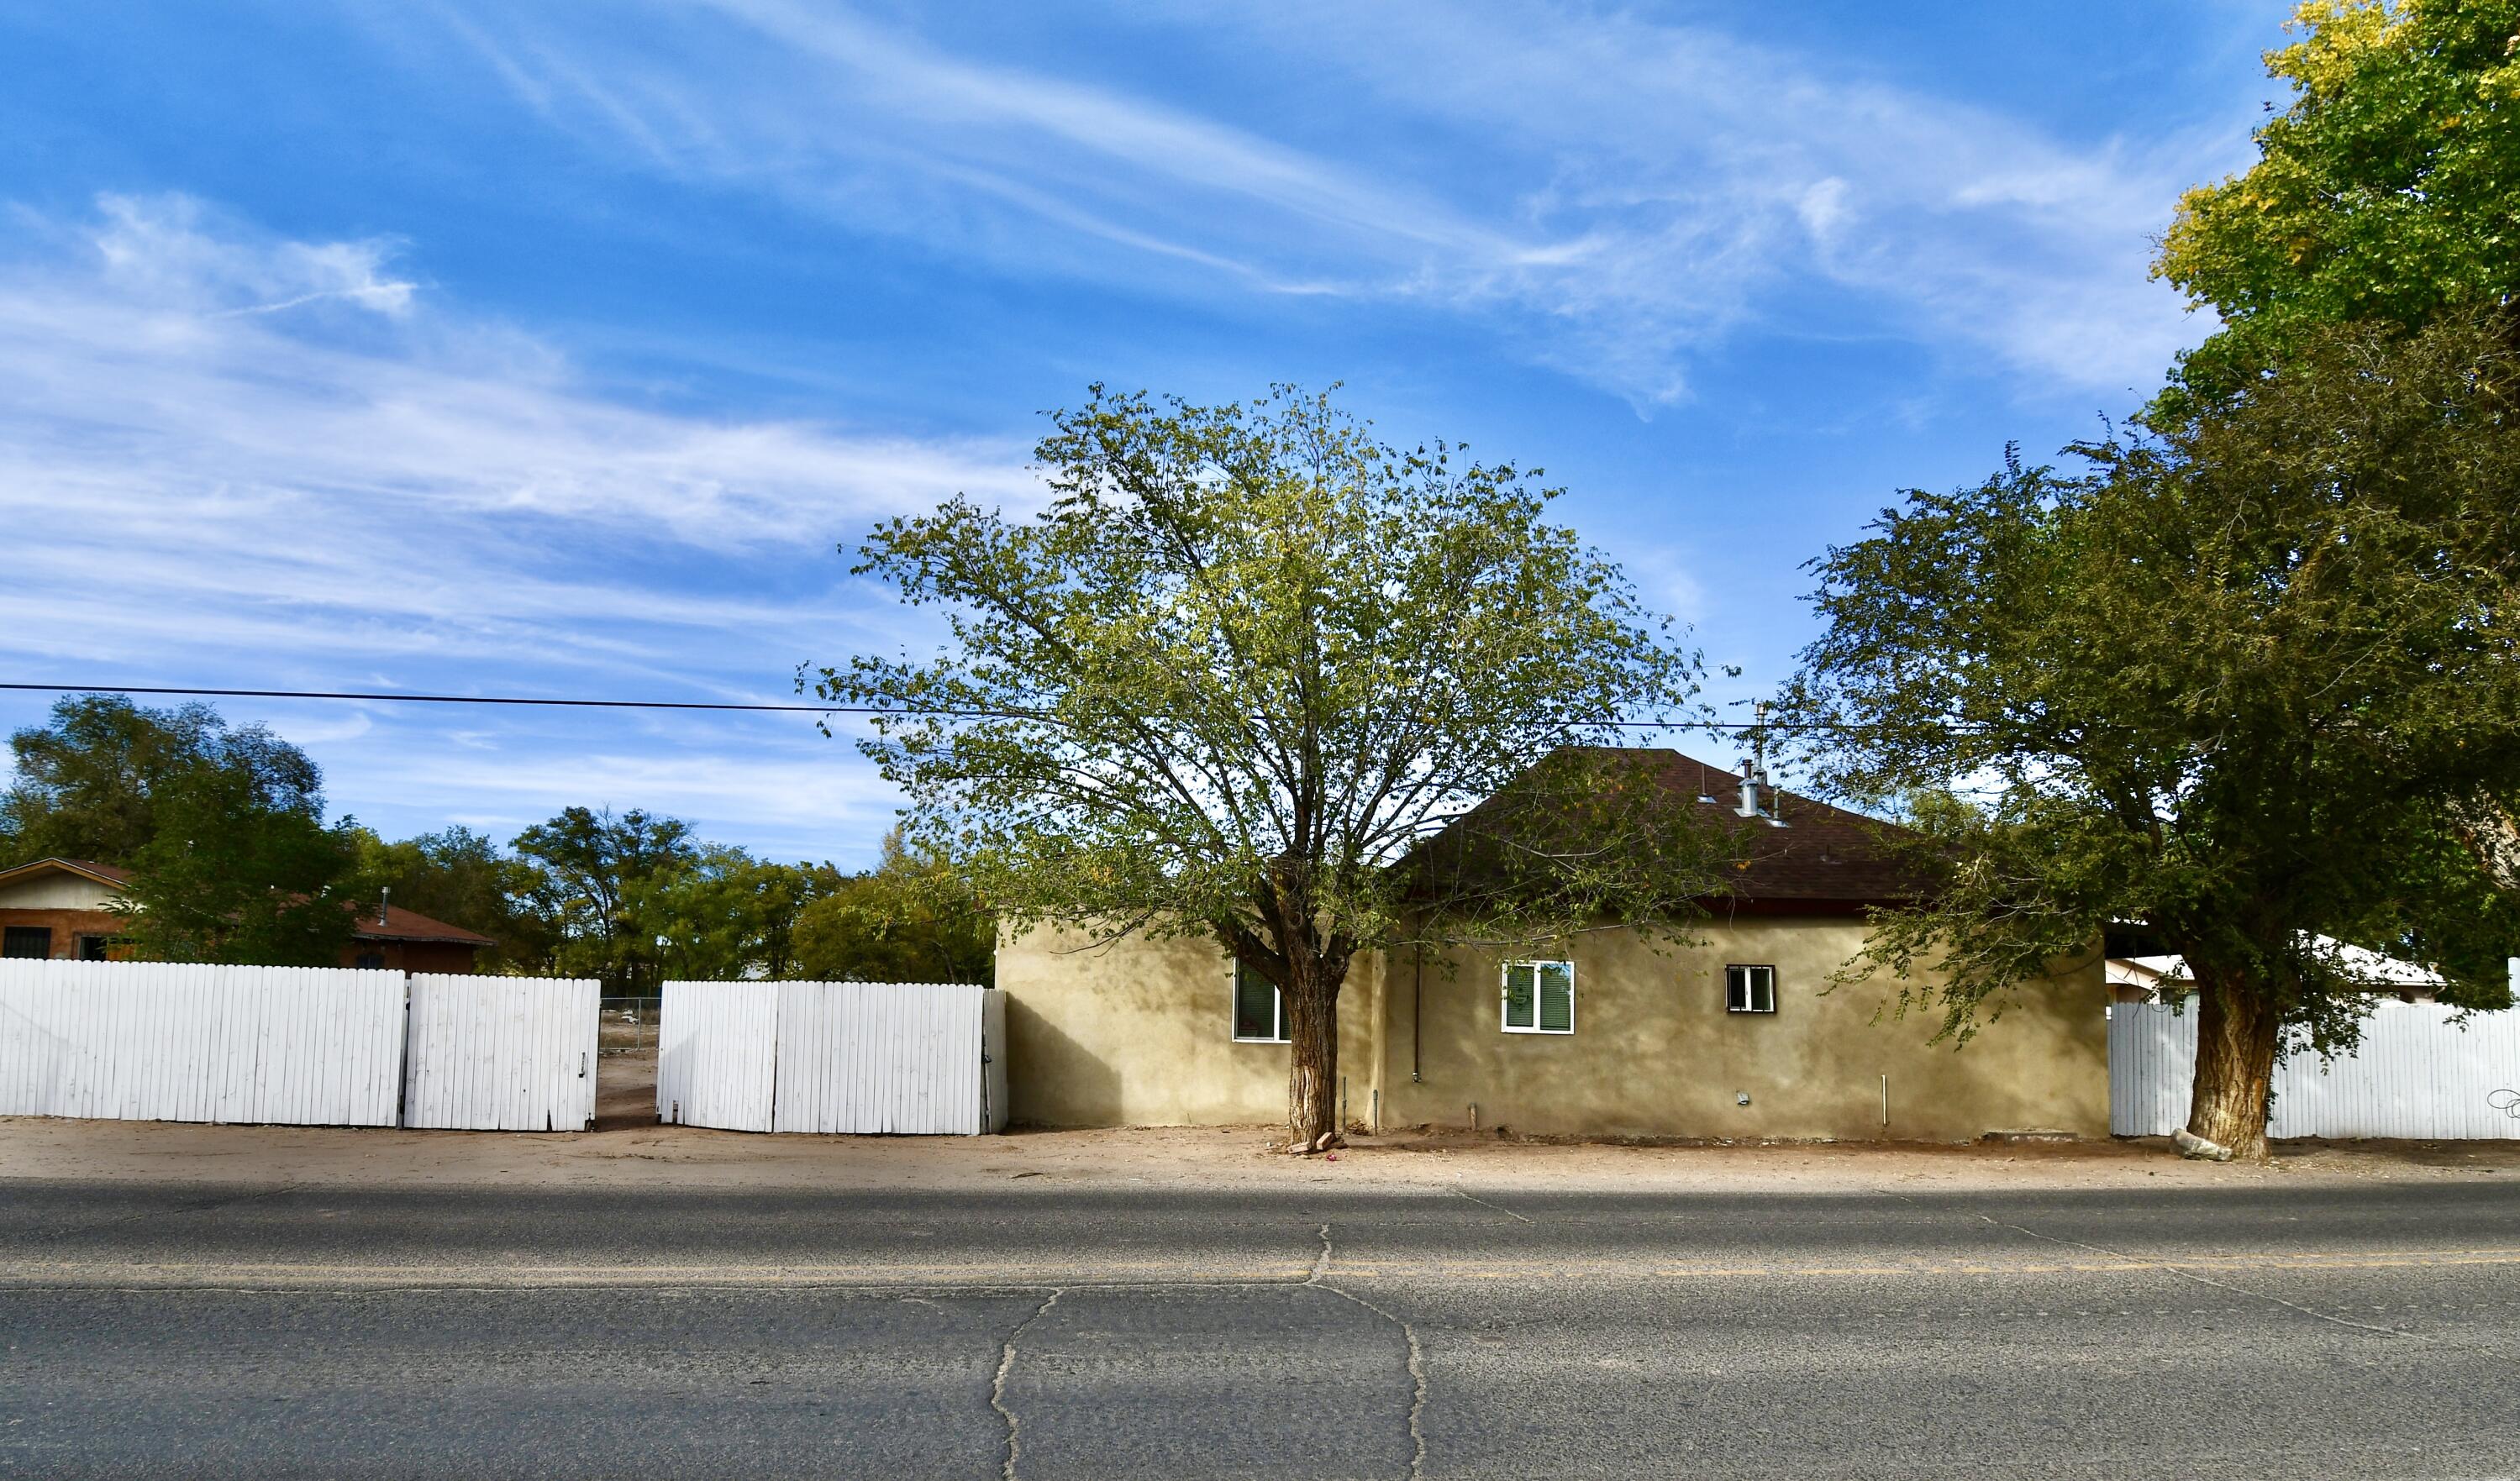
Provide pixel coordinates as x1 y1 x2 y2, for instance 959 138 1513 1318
998 914 2107 1141
1376 918 2108 1142
998 922 1382 1129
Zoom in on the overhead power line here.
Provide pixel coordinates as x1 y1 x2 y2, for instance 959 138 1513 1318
0 681 1883 732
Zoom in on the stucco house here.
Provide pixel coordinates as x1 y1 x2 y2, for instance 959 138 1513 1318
0 857 496 972
1000 748 2109 1142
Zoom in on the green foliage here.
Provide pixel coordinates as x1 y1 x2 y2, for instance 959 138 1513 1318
813 383 1721 1135
2 696 323 868
1786 319 2520 1056
0 696 359 964
2156 0 2520 397
3 696 973 985
646 845 834 984
816 385 1712 960
507 809 865 989
513 806 698 992
793 829 994 985
350 825 557 974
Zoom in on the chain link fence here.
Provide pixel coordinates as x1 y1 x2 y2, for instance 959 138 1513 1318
598 997 660 1057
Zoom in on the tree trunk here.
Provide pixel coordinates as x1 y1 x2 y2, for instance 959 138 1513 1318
1284 961 1343 1151
2186 977 2281 1162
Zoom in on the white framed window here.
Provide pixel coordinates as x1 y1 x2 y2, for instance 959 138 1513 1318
1726 964 1777 1014
1232 959 1288 1042
1501 960 1575 1034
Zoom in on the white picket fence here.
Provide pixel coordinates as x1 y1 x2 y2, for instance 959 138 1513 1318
0 958 601 1130
2111 998 2520 1139
658 979 1007 1135
403 974 601 1132
0 960 406 1126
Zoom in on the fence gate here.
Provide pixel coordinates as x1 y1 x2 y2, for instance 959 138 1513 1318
401 974 600 1131
658 980 1004 1134
656 979 779 1132
0 959 404 1127
2112 997 2520 1139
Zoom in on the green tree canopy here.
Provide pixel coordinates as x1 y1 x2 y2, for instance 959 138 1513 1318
2 696 360 965
513 806 697 992
646 846 833 984
792 829 994 985
812 385 1726 1147
351 825 558 974
2156 0 2520 397
115 764 364 967
2 696 324 868
1783 319 2520 1160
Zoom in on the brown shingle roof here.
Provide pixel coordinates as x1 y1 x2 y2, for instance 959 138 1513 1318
1415 746 1925 916
354 904 497 947
1621 748 1925 911
0 857 134 889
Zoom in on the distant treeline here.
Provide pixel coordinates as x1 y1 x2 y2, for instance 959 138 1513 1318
0 695 991 988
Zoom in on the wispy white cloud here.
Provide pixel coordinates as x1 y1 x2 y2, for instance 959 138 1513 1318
0 193 1025 853
397 0 2231 406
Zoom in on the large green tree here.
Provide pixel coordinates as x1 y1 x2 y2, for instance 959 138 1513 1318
115 764 363 967
513 806 697 992
812 386 1724 1148
2 696 320 868
647 846 831 983
2156 0 2520 397
792 829 994 986
1785 320 2520 1160
3 696 362 965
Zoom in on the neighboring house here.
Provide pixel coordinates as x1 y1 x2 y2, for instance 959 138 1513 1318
1000 748 2110 1142
341 901 499 974
0 857 495 972
0 858 130 962
2105 935 2444 1006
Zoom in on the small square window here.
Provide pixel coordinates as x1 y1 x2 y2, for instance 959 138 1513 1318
1726 964 1776 1014
1232 960 1287 1042
1502 960 1575 1034
76 935 111 962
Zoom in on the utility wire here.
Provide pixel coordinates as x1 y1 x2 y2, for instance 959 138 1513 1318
0 681 1891 732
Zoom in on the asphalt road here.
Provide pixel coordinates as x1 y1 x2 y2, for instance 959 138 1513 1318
4 1174 2517 1479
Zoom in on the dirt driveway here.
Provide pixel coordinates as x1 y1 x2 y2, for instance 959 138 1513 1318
5 1048 2515 1195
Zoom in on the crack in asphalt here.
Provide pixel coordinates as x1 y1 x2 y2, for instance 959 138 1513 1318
979 1220 1433 1481
989 1287 1064 1481
1449 1185 1533 1224
1305 1222 1428 1481
1965 1211 2408 1339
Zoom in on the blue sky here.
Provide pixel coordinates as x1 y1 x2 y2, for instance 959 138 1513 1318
0 1 2286 864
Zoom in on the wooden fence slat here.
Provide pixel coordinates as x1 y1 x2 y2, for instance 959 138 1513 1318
664 979 987 1136
0 961 402 1127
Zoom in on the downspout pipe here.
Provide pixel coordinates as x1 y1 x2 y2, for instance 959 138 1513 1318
1412 940 1423 1084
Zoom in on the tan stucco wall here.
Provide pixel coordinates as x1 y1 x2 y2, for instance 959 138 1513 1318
1378 920 2107 1142
1000 923 1382 1128
1001 915 2107 1140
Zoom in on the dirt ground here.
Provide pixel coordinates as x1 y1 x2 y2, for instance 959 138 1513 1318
5 1049 2516 1194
